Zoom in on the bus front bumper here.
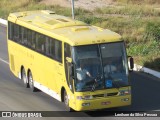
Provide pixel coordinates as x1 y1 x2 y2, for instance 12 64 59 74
74 95 131 111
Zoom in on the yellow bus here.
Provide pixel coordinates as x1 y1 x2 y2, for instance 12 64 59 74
7 10 134 111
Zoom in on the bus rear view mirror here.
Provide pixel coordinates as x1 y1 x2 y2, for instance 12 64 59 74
66 57 72 63
69 63 74 78
66 57 74 78
128 56 134 71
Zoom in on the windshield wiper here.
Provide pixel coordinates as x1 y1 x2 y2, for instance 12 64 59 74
90 74 101 92
91 79 97 92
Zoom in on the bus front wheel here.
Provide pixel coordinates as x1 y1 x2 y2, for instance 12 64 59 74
64 90 74 112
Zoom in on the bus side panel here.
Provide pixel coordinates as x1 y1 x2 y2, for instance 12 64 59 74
44 57 58 93
8 41 17 77
8 40 29 78
27 48 64 95
8 40 66 99
32 52 45 86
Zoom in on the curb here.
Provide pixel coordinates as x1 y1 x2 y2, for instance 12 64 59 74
133 64 160 78
0 18 160 78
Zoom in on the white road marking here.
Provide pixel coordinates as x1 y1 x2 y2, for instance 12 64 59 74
0 58 9 65
0 18 7 26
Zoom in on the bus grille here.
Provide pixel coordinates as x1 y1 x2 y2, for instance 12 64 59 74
107 92 118 96
93 94 104 98
93 92 118 99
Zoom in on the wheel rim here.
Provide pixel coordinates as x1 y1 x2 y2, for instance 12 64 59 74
29 72 33 89
64 91 69 106
22 69 27 84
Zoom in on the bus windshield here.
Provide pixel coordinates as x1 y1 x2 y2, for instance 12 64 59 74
73 42 129 92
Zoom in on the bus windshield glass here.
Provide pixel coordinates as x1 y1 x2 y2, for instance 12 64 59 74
72 42 129 92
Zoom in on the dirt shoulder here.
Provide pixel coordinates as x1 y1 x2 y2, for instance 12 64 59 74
41 0 116 11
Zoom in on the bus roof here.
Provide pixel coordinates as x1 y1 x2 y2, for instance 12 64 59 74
8 10 122 46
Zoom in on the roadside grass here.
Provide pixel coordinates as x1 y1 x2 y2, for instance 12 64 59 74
94 4 160 17
0 0 159 71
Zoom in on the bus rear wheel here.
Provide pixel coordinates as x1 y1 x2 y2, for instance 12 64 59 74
28 71 37 92
21 68 29 88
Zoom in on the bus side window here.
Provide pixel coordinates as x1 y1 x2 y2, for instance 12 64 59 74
21 27 28 45
19 26 22 43
8 22 21 43
36 33 46 53
42 36 46 53
27 29 32 47
55 40 62 62
8 22 13 40
13 24 19 42
36 33 41 52
31 31 36 49
45 37 51 56
50 39 55 59
49 38 62 62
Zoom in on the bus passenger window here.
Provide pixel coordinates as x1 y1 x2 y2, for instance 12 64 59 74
8 22 13 40
31 32 36 49
27 30 32 47
21 28 28 45
13 24 19 42
18 26 22 43
45 37 50 56
50 39 55 58
55 40 62 62
36 33 45 53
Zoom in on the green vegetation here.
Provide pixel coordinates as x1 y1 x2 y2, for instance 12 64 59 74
0 0 160 71
94 5 160 17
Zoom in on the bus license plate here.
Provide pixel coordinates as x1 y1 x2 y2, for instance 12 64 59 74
101 101 111 105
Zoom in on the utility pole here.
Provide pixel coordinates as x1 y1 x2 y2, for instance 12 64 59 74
71 0 75 19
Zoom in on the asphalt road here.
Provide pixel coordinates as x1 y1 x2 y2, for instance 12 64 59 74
0 25 160 119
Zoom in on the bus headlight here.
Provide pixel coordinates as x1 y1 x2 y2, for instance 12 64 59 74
82 103 90 106
76 95 93 100
84 95 93 100
119 90 131 96
76 96 83 100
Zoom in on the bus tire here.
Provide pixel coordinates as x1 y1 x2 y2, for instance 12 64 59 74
21 67 29 88
64 90 74 112
28 71 37 92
